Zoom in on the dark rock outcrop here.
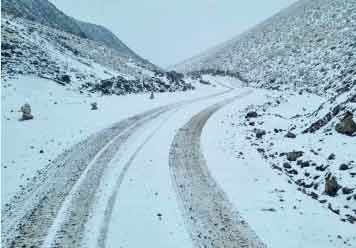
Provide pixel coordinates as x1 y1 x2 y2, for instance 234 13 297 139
285 131 297 138
254 129 266 139
286 151 304 161
325 173 341 197
335 111 356 136
246 111 258 118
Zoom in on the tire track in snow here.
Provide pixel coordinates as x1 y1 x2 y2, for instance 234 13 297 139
95 107 179 248
92 90 236 248
42 107 173 248
169 90 267 248
2 89 232 248
2 106 172 248
44 91 235 248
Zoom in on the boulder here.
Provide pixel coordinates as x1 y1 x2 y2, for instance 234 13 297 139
285 131 297 138
342 187 354 195
254 129 266 139
245 111 258 118
286 151 304 161
91 102 98 110
325 173 341 197
20 103 33 120
327 153 336 160
59 74 71 84
300 161 311 168
335 111 356 136
339 164 349 170
287 169 298 175
283 162 292 169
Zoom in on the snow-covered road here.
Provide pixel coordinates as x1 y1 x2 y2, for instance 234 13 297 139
2 76 355 248
169 90 266 248
3 75 261 247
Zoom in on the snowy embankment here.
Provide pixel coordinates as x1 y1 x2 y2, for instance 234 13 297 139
1 75 225 206
202 89 356 248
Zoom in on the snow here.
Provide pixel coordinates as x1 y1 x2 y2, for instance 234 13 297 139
2 74 355 247
202 89 356 248
1 14 158 88
3 0 355 246
82 85 244 248
1 75 220 206
174 0 356 100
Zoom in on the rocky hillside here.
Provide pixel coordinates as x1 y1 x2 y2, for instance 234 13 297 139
1 0 155 70
175 0 356 136
175 0 355 96
1 6 194 94
175 0 356 225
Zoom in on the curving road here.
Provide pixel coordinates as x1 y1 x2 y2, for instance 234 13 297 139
169 91 266 248
2 89 266 248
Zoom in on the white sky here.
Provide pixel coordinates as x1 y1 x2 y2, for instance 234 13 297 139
49 0 297 67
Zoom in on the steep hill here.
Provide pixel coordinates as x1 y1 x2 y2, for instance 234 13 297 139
1 1 194 94
174 0 356 227
175 0 356 98
1 0 156 70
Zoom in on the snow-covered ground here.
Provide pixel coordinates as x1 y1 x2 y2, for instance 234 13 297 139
2 75 355 247
3 0 355 247
202 89 356 247
1 75 226 206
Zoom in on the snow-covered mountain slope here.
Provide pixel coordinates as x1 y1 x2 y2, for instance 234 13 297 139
1 0 154 69
174 0 356 136
174 0 356 230
1 13 195 94
203 90 356 247
174 0 356 98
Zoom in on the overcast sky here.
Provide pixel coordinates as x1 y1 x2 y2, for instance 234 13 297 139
49 0 297 67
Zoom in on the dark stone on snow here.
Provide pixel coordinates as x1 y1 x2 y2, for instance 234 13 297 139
254 129 266 139
257 148 265 153
199 79 211 85
335 111 356 136
327 153 336 160
283 162 292 169
303 105 345 134
20 103 34 121
59 74 71 84
286 151 304 161
342 187 354 195
325 173 341 197
316 164 329 171
339 164 350 170
310 192 319 200
246 111 258 118
285 131 297 138
287 169 298 175
328 204 340 215
300 161 311 168
91 102 98 110
272 164 282 171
